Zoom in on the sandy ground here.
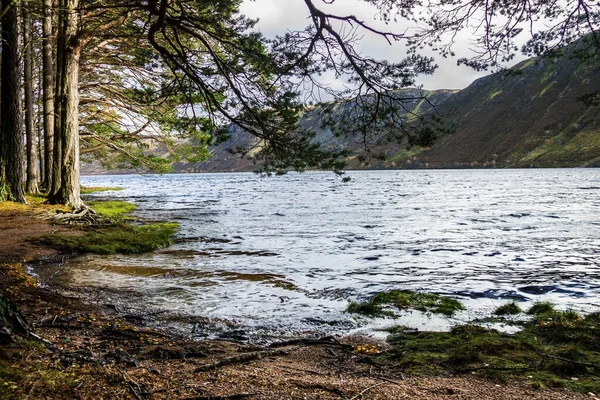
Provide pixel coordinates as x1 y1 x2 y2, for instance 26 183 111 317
0 203 594 399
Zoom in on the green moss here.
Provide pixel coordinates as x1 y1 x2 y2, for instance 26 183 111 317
80 186 123 194
493 301 523 316
379 309 600 393
347 300 393 318
347 290 464 317
87 200 136 218
33 222 179 255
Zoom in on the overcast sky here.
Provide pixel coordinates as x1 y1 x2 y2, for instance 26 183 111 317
239 0 527 91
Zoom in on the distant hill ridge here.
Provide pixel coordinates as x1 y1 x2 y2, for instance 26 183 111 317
179 53 600 172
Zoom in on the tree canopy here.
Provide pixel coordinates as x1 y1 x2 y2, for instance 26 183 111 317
0 0 597 208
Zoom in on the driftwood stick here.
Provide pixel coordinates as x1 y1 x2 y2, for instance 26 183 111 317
194 347 297 372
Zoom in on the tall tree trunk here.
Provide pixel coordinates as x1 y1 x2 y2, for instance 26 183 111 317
37 62 46 183
49 0 64 200
42 0 55 190
1 0 26 203
23 6 39 194
53 0 83 209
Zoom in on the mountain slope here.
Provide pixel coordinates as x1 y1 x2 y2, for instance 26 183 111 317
418 56 600 168
186 53 600 172
81 52 600 175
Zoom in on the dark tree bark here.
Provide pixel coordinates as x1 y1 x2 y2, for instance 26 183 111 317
49 0 64 200
37 62 46 182
50 0 83 209
1 0 26 203
23 6 39 194
42 0 55 190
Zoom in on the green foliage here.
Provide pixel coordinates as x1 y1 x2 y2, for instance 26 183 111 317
0 181 9 202
493 301 523 316
347 290 464 317
33 223 179 255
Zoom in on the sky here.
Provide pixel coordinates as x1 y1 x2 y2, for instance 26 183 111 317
239 0 527 91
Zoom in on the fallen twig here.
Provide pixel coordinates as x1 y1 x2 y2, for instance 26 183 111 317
349 382 387 400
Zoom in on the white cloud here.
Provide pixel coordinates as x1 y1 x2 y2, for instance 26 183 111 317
239 0 528 91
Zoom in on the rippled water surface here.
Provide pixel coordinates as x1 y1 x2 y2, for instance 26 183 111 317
47 170 600 337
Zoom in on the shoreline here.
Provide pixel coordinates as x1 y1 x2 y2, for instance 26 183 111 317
0 198 594 399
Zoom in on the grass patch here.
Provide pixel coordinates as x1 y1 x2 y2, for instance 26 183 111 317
347 290 464 317
80 186 123 194
380 309 600 393
493 301 523 316
528 301 555 315
87 200 136 218
33 222 179 255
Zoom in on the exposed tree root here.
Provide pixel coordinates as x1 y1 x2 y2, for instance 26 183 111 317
269 335 352 349
194 347 298 372
51 205 103 225
0 294 33 343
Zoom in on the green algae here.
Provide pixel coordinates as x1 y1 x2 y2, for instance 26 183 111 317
493 301 523 316
347 290 465 317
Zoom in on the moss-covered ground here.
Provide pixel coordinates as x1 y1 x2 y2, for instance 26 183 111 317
86 200 136 218
368 302 600 393
29 193 178 255
34 222 179 254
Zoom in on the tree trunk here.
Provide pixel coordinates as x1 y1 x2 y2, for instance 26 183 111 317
37 61 46 183
49 0 65 200
23 6 40 194
1 0 26 203
53 0 83 209
42 0 55 190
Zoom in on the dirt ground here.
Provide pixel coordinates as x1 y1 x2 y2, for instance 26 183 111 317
0 202 594 399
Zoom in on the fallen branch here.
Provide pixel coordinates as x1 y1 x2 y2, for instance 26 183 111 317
182 393 254 400
120 370 146 400
194 347 298 372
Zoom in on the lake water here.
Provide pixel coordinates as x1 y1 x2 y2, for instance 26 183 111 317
43 169 600 339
